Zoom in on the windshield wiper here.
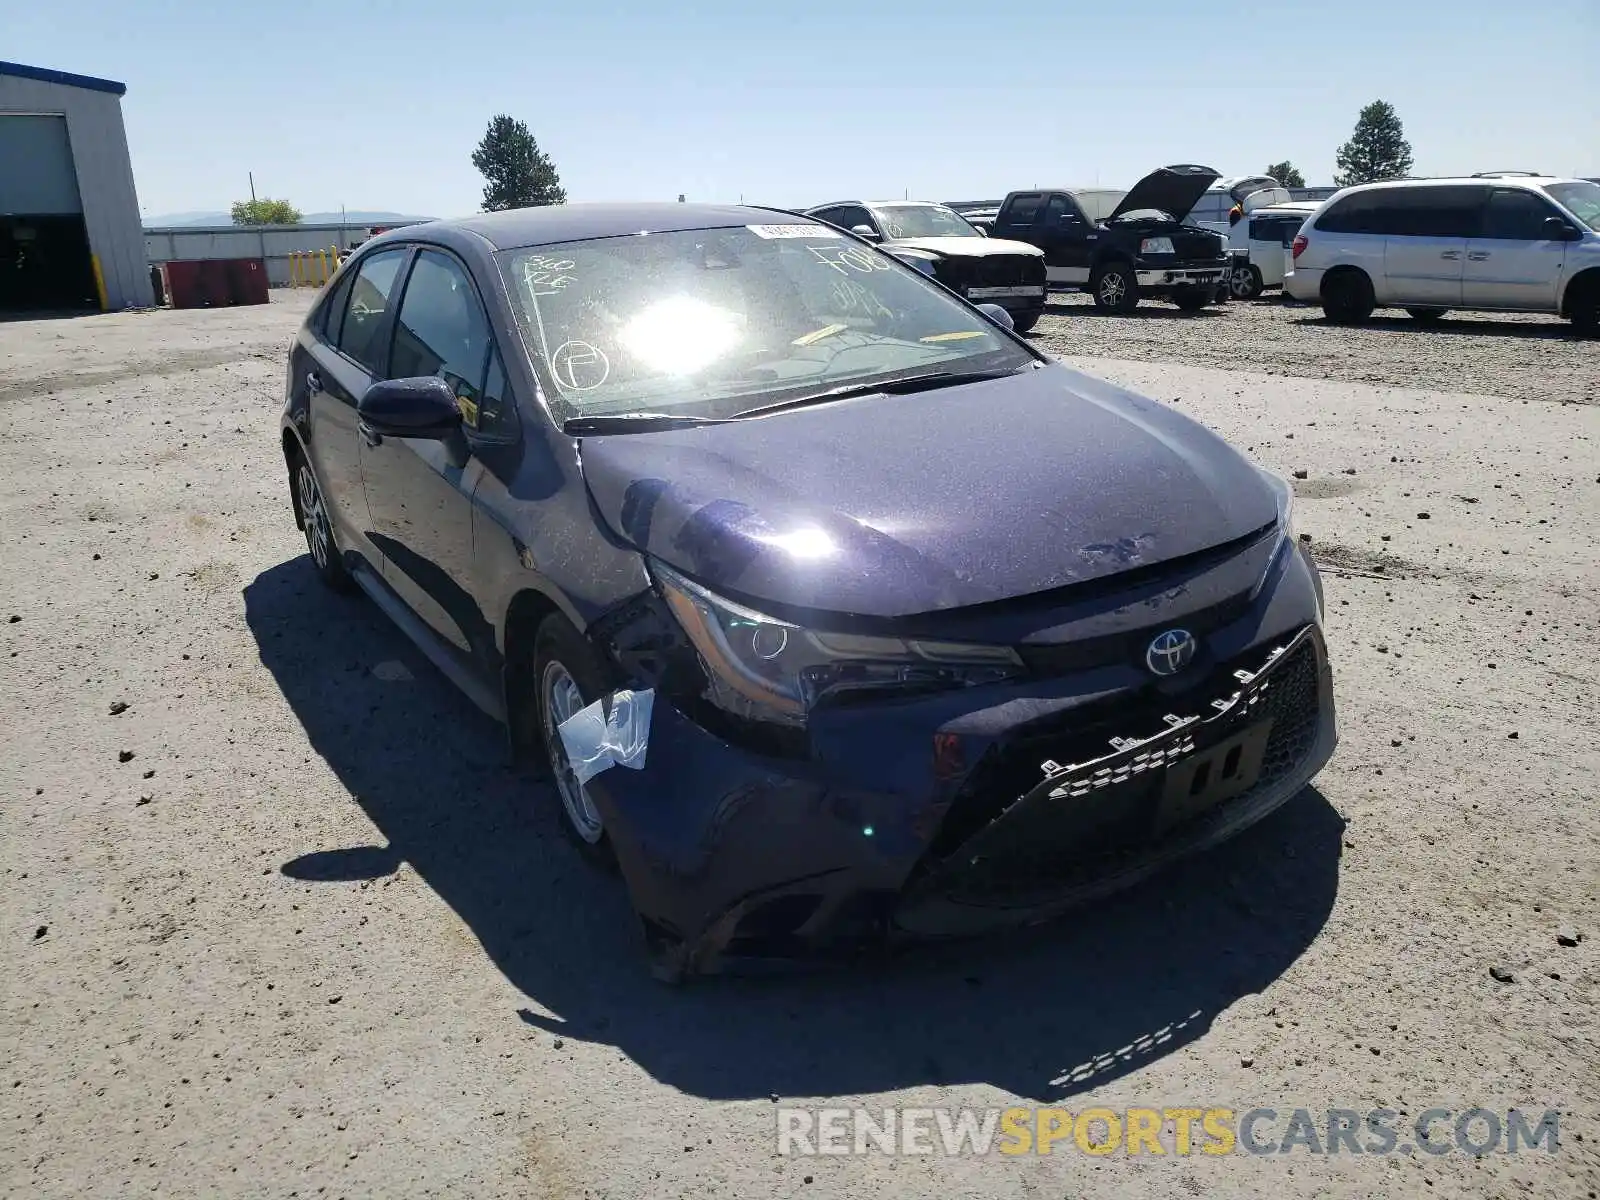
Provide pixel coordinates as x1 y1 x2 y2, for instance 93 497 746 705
730 365 1034 422
563 411 728 436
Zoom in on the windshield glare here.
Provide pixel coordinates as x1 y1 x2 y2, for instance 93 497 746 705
498 225 1028 425
871 205 981 239
1543 182 1600 231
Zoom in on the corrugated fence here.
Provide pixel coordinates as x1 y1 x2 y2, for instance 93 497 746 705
143 221 428 288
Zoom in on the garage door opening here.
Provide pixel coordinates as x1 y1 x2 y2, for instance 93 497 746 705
0 113 96 313
0 214 96 311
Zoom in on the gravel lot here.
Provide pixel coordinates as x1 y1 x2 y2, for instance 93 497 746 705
3 292 1597 1199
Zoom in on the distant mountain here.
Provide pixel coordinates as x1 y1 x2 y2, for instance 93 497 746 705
143 210 436 228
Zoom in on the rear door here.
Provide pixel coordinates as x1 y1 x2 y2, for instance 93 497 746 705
1463 187 1568 310
295 246 409 565
359 246 502 663
1379 186 1479 306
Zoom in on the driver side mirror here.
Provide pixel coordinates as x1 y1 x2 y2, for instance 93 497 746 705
358 376 463 440
850 224 882 242
1544 216 1581 241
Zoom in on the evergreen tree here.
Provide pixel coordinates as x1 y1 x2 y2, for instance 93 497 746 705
1334 102 1414 186
471 116 567 211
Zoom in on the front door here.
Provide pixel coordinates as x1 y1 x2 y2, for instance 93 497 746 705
1462 187 1568 310
359 248 497 662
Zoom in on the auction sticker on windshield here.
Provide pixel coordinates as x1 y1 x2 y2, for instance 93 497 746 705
747 224 841 239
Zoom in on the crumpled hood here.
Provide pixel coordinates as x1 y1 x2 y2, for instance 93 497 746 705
577 363 1277 618
888 235 1043 259
1108 164 1222 223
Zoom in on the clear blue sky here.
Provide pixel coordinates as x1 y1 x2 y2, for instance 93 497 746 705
11 0 1599 220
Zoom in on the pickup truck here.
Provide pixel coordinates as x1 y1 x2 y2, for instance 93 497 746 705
989 165 1231 313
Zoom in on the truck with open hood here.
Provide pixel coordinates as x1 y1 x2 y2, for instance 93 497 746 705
989 164 1231 313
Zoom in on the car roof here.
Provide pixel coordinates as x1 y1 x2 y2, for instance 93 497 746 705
1251 202 1322 213
1339 175 1575 193
807 200 951 210
442 202 809 250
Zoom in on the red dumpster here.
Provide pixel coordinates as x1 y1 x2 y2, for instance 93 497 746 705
225 257 269 306
163 260 204 309
199 260 231 307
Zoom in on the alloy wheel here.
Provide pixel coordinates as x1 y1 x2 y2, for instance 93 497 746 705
297 462 330 569
541 660 605 843
1099 272 1126 306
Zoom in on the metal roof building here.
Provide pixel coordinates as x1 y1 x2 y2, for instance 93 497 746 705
1 61 153 311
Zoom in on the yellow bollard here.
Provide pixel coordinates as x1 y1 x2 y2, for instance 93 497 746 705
289 253 297 288
318 249 329 285
90 253 109 311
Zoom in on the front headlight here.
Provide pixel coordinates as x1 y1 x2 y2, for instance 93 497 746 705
1261 468 1297 539
1139 237 1175 255
652 561 1023 726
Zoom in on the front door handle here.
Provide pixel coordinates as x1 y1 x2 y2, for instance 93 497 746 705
1439 250 1462 260
1467 252 1490 261
305 370 323 394
358 420 382 447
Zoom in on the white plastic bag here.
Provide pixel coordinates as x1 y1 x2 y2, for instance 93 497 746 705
556 688 655 785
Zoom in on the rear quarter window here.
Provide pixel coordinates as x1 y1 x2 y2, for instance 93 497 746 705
1002 195 1044 226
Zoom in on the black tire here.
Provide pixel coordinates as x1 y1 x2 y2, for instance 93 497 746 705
1566 278 1599 335
533 613 622 869
1230 264 1264 300
1406 307 1447 323
1009 306 1042 334
1321 270 1374 324
1090 262 1139 313
1173 286 1211 312
291 450 353 592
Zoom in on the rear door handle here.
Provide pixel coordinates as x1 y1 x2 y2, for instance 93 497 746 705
358 420 382 447
305 371 323 394
1467 252 1490 261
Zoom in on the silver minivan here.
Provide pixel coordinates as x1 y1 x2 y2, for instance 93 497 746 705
1284 175 1600 331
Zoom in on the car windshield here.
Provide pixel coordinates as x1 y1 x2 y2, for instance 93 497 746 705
1542 182 1600 231
871 205 981 239
497 224 1030 425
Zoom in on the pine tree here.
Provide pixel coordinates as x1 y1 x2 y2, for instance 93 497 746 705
1263 161 1307 189
471 116 567 212
1334 102 1414 187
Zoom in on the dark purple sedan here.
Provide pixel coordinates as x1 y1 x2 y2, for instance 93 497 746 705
280 203 1336 979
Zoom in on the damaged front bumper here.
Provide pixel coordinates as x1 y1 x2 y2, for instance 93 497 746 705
581 555 1337 980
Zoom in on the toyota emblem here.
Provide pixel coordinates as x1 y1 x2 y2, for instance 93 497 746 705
1146 629 1197 676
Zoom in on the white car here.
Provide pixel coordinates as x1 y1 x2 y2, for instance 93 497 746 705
803 200 1049 331
1189 176 1293 237
1228 202 1321 298
1284 175 1600 331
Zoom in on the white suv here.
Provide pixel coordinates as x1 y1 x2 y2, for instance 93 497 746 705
1284 175 1600 332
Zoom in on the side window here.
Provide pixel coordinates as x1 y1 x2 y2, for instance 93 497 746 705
1043 196 1081 227
388 249 493 428
1481 189 1558 240
810 207 846 230
1003 194 1044 227
334 249 406 374
477 348 517 438
840 206 878 235
319 270 355 347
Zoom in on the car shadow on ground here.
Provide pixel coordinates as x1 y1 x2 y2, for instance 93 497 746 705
245 556 1345 1102
1290 312 1579 339
1043 299 1225 321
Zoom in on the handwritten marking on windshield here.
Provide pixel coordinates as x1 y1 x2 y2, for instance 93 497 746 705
522 255 578 298
830 278 895 321
550 340 610 391
808 245 891 276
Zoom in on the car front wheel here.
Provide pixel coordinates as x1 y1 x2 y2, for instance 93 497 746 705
1009 306 1043 334
534 614 621 867
1090 263 1139 313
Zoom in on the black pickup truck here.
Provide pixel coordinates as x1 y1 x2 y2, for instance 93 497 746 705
990 165 1230 313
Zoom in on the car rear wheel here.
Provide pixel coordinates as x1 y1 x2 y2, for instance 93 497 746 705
1566 277 1599 335
1321 270 1374 324
1406 307 1447 323
534 614 620 868
1009 306 1043 334
1230 264 1264 300
1173 286 1212 312
293 453 353 592
1090 262 1139 313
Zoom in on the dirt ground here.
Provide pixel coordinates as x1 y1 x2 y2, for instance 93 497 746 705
2 291 1596 1199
